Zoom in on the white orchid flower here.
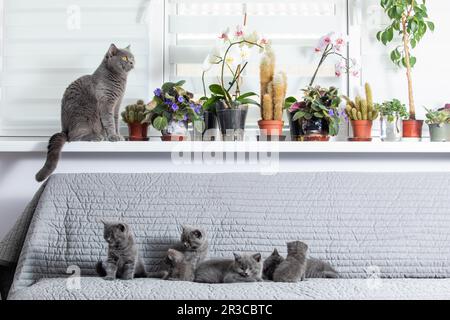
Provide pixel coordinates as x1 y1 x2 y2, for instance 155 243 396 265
243 31 259 47
219 27 230 42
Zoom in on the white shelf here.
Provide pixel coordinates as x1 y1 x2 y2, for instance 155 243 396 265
1 138 450 153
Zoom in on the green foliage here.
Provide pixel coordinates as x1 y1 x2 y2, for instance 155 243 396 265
376 0 434 68
344 83 379 121
425 107 450 125
287 86 342 136
121 100 147 124
144 81 202 131
378 99 409 122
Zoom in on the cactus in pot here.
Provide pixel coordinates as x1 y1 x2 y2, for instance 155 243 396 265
344 83 379 141
122 100 150 141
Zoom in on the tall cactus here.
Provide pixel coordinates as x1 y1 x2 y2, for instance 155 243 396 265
345 83 379 121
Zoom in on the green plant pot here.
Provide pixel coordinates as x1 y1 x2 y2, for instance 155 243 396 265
429 123 450 142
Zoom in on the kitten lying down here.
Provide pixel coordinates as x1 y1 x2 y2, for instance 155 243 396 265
194 253 263 283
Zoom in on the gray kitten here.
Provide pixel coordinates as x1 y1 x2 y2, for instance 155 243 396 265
148 225 208 279
273 241 308 282
96 221 146 280
194 253 263 283
163 249 195 281
264 248 338 280
263 249 285 280
35 44 135 182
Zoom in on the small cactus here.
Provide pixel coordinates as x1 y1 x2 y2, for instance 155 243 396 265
344 82 379 121
122 100 147 124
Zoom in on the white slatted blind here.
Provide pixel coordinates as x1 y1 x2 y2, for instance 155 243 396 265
166 0 349 125
0 0 153 136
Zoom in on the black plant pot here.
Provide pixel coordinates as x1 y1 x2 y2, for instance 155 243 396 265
289 112 330 141
202 111 219 141
288 112 302 141
215 101 248 141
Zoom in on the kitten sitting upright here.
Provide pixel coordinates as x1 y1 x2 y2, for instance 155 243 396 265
96 221 146 280
263 249 285 280
195 253 263 283
273 241 308 282
164 249 195 281
148 225 208 279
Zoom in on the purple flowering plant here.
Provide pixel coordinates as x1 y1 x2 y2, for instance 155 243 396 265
144 80 203 132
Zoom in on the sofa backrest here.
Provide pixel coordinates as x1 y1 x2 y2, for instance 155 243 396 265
11 172 450 291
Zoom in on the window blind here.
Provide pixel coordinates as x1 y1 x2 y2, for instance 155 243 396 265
0 0 152 136
166 0 349 125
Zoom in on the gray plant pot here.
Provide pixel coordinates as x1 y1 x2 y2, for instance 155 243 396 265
429 123 450 142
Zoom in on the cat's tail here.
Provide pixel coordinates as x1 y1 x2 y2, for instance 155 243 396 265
96 261 107 277
323 271 339 278
35 132 68 182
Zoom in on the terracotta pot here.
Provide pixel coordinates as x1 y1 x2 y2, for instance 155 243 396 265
402 120 423 139
351 120 373 139
127 123 149 141
161 135 188 142
258 120 284 136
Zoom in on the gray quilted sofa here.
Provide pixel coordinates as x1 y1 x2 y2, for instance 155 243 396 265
1 172 450 300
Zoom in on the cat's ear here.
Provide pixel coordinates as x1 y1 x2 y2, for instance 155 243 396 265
117 223 127 232
108 44 118 57
125 45 131 51
192 229 202 239
233 253 241 261
253 253 262 262
272 249 279 256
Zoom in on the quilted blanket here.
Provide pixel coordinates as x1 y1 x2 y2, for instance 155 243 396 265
1 172 450 300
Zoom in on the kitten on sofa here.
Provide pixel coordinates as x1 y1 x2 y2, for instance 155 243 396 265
194 253 263 283
273 241 308 282
264 247 339 280
148 225 208 279
96 221 146 280
263 249 285 280
163 249 195 281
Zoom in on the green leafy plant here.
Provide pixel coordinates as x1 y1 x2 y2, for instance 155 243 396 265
121 100 146 124
425 108 450 126
144 81 203 132
344 83 379 121
377 0 434 120
285 86 342 136
378 99 409 122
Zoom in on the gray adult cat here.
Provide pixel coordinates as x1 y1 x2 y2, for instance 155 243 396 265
35 44 135 182
163 249 195 281
148 225 208 279
264 248 338 280
194 253 263 283
96 221 146 280
273 241 308 282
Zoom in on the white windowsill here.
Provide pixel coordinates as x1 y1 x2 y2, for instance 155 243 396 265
0 137 450 153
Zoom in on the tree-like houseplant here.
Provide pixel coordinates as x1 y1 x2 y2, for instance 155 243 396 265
121 100 149 141
378 99 408 141
286 32 359 141
377 0 434 140
202 25 269 141
425 107 450 142
144 81 202 141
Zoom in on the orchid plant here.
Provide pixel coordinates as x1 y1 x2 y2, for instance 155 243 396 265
201 25 270 111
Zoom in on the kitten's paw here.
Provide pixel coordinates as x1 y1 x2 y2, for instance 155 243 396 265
104 276 116 281
108 134 124 142
122 275 134 281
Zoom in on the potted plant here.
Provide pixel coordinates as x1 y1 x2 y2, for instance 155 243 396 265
285 86 341 141
425 107 450 142
286 32 359 141
377 0 434 140
144 81 202 141
201 25 269 141
378 99 408 142
344 83 379 141
121 100 149 141
258 48 287 138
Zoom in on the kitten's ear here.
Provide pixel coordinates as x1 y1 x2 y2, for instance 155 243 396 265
253 253 262 262
192 229 202 239
233 253 241 261
272 249 279 256
117 223 126 232
108 44 118 57
125 45 131 51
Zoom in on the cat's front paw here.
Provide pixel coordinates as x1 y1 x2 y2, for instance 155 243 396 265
104 275 116 281
108 134 125 142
